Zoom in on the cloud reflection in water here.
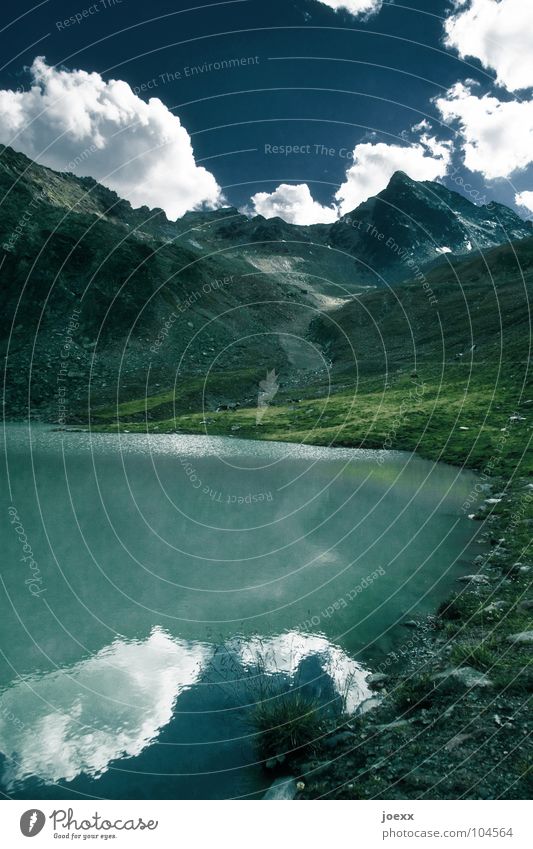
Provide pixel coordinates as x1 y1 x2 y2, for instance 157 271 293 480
0 628 370 790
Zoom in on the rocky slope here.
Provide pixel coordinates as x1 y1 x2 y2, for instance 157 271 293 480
1 143 532 423
0 146 319 420
169 170 533 291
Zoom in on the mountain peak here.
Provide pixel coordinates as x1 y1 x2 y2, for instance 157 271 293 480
386 170 417 188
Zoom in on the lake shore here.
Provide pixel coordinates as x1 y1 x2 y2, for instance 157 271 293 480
201 405 531 800
81 375 532 800
288 472 533 800
17 401 533 799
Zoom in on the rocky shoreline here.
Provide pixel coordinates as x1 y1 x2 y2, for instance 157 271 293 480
17 415 532 800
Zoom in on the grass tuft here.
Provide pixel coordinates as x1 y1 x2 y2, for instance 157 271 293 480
250 691 324 761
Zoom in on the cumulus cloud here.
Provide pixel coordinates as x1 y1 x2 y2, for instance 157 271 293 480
0 57 222 219
0 629 212 787
436 82 533 179
313 0 383 17
515 191 533 214
250 183 339 224
444 0 533 92
411 119 432 133
249 133 453 224
335 136 452 214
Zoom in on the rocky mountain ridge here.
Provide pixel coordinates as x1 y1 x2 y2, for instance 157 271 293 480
1 144 531 421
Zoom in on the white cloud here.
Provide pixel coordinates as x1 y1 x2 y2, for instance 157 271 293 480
0 629 212 787
313 0 383 17
250 183 339 224
0 57 222 219
515 190 533 213
249 135 453 224
436 82 533 179
411 119 432 133
335 136 452 214
444 0 533 92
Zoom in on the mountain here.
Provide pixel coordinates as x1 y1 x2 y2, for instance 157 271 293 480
311 232 533 381
0 144 531 421
0 146 319 420
326 171 533 282
167 169 533 291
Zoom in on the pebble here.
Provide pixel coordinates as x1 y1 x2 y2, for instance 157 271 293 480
457 574 489 584
376 719 412 731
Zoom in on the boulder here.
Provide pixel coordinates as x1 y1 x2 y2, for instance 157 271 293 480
322 731 355 750
263 776 297 800
444 732 475 752
265 754 286 769
434 666 493 690
367 672 388 690
483 601 507 614
506 631 533 645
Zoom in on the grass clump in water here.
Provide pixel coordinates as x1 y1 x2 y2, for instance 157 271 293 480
250 690 324 762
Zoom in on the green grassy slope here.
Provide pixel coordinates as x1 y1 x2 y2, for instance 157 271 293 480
93 236 533 476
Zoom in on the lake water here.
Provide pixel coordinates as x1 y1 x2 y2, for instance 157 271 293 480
0 424 481 799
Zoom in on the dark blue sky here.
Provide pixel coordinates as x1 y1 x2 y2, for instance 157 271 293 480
0 0 529 216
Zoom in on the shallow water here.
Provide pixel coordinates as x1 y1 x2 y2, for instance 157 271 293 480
0 424 481 799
